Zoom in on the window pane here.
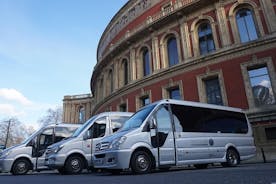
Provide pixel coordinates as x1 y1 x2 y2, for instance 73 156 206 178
79 106 85 123
205 78 223 105
236 9 258 43
198 23 215 55
143 49 150 76
119 104 127 112
169 88 181 100
248 67 276 106
91 117 106 138
141 97 150 107
167 37 179 66
265 127 276 140
123 60 128 85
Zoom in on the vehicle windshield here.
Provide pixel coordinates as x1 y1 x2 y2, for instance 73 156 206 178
21 127 43 145
120 104 156 131
71 115 98 137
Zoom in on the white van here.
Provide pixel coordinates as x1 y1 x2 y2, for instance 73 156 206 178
93 99 256 174
0 123 80 175
45 112 133 174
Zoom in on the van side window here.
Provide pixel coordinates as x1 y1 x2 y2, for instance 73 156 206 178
156 106 172 132
170 104 248 134
39 128 54 150
110 116 130 133
90 117 106 138
54 127 78 143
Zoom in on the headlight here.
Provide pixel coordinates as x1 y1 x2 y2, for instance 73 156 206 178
109 136 127 150
0 150 11 159
54 145 64 153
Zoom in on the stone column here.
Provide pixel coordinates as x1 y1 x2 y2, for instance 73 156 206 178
180 17 192 60
259 0 276 33
130 48 136 81
151 36 160 71
215 2 231 47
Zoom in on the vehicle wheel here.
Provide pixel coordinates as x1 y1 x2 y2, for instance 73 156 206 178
64 156 84 174
130 151 152 174
222 148 240 167
58 167 67 175
11 158 31 175
194 164 208 169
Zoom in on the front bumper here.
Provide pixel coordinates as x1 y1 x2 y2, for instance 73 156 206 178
93 149 132 170
45 154 67 169
0 158 14 173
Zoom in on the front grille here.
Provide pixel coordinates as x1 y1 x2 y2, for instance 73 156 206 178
95 142 110 151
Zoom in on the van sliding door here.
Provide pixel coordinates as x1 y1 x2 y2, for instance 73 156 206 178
153 105 176 166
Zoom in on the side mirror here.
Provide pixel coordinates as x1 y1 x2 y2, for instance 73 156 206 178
28 139 36 147
83 131 91 140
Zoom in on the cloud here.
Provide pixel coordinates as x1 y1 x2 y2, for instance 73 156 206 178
0 88 33 105
0 104 25 117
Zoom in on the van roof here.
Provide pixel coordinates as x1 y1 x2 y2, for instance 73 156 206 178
150 99 243 113
91 111 134 119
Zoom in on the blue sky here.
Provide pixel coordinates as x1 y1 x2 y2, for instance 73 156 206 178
0 0 128 129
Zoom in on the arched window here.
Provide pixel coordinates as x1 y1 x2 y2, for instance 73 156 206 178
79 106 85 123
123 59 128 85
143 48 151 76
236 8 258 43
198 22 215 55
167 37 179 67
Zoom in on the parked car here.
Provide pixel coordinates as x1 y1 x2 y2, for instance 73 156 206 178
45 112 133 174
0 123 80 175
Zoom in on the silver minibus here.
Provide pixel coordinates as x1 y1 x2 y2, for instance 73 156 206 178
45 112 133 174
0 123 80 175
93 99 256 174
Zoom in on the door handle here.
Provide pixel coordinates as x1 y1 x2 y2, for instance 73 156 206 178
209 138 214 146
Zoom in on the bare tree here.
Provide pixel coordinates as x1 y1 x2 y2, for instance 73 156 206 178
38 107 63 127
0 118 34 148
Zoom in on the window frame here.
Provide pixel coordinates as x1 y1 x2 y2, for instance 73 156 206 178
241 57 276 110
197 70 228 106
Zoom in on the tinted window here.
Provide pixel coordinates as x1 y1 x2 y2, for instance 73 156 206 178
39 128 54 149
90 117 106 138
171 104 248 134
110 116 130 133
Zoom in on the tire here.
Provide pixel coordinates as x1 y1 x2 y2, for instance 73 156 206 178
130 151 152 174
222 149 240 167
194 164 208 169
11 158 31 175
64 156 84 174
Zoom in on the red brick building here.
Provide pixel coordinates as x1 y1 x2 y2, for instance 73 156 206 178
90 0 276 162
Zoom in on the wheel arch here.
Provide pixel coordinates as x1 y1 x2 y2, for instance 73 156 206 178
11 157 33 172
129 146 156 170
65 152 88 169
